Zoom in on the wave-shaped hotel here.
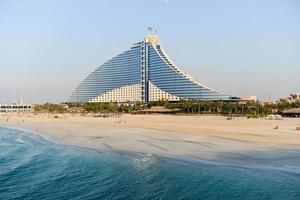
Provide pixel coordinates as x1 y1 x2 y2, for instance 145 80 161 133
67 34 237 103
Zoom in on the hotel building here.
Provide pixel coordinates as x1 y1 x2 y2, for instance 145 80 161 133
67 35 236 103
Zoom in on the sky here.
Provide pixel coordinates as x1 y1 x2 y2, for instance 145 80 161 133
0 0 299 103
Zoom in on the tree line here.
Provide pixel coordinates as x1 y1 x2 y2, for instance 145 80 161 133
34 98 300 117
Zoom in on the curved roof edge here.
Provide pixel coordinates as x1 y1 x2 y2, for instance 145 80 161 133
146 34 237 99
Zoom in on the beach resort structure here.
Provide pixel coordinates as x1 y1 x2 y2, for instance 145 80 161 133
67 34 237 103
283 108 300 118
0 104 33 113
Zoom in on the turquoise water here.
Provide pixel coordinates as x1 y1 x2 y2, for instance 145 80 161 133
1 127 300 200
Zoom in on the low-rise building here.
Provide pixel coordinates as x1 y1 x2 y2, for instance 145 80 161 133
242 95 257 102
0 104 33 113
282 108 300 118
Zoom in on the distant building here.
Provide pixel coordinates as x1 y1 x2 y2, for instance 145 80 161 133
67 34 238 103
242 95 257 102
282 108 300 118
263 100 274 105
0 104 33 113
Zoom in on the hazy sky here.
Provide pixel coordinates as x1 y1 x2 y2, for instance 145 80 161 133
0 0 299 103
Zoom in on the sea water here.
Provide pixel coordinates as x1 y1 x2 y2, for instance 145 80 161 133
0 127 300 200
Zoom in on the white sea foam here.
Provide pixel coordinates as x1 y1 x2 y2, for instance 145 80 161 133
134 153 155 169
15 136 31 145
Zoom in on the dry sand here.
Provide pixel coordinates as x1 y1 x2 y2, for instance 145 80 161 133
1 113 300 159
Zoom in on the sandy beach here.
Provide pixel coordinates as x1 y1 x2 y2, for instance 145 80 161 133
1 113 300 159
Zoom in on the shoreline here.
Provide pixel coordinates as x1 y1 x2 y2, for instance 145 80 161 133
1 113 300 159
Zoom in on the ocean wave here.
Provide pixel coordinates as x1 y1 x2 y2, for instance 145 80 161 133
1 127 300 199
134 153 156 169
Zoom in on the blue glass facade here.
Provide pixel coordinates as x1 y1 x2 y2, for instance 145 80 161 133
67 35 233 103
68 47 142 103
148 45 231 100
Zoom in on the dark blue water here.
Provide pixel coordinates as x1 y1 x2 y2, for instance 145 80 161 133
1 127 300 200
